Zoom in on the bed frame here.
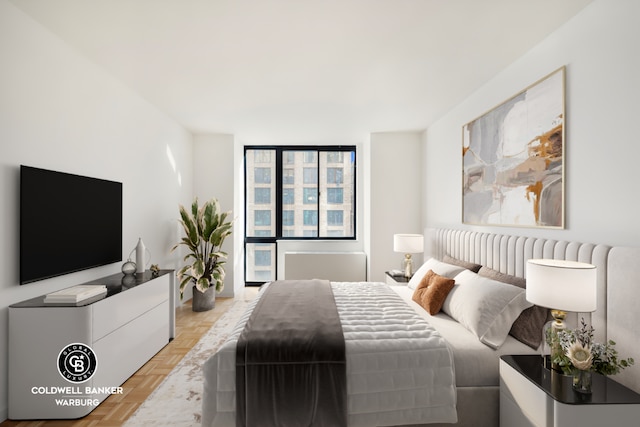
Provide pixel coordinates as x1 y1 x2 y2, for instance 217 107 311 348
416 228 640 427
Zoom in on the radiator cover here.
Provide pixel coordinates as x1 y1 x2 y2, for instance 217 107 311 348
284 252 367 282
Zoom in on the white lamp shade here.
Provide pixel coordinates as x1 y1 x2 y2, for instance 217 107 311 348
526 259 597 312
393 234 424 254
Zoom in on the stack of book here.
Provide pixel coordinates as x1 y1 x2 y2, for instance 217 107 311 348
44 285 107 303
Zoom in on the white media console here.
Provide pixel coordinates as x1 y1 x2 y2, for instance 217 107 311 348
8 270 175 420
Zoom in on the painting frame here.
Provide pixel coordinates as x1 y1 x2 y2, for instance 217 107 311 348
462 66 565 229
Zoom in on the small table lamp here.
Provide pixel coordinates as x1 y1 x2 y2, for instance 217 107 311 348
393 234 424 278
526 259 597 369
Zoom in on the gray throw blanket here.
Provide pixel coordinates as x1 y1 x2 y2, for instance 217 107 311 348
236 279 347 427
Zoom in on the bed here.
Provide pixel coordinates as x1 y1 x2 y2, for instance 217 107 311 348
201 228 640 427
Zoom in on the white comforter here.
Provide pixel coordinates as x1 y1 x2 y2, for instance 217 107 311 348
201 282 457 427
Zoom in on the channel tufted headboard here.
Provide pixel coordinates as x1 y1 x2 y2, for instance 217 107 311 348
425 228 640 393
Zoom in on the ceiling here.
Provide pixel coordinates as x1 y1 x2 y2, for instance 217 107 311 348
10 0 593 144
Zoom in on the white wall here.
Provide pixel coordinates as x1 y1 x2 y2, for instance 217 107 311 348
190 134 236 298
424 0 640 248
369 132 423 281
0 1 193 420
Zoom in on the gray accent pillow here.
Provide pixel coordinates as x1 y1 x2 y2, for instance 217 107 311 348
478 266 550 349
442 254 482 273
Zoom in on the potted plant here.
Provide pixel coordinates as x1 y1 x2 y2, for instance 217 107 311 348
172 197 232 311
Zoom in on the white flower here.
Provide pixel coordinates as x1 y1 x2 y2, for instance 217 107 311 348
567 341 593 371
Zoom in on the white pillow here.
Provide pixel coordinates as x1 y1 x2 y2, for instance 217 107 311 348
441 269 533 349
407 258 467 290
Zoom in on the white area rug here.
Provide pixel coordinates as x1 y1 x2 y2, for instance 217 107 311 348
124 299 248 426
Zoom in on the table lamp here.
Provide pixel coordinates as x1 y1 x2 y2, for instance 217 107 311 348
526 259 597 369
393 234 424 278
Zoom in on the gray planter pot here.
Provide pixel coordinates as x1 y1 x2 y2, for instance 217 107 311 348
192 285 216 312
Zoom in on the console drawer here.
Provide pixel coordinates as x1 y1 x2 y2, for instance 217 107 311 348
92 274 169 340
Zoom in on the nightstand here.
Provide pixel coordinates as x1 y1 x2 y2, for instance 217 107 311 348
385 271 410 286
500 355 640 427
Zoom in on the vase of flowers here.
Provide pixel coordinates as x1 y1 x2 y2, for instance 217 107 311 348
554 319 634 393
572 368 592 393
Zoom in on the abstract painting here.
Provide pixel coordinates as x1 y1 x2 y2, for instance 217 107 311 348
462 67 565 228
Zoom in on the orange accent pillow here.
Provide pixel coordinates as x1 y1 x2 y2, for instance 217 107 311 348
412 270 435 305
420 273 455 315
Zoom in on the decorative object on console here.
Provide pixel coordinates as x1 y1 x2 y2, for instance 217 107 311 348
526 259 597 370
172 197 233 312
150 264 160 276
393 233 424 278
121 273 136 287
555 318 634 394
134 237 150 273
121 258 136 275
462 66 565 229
43 284 107 304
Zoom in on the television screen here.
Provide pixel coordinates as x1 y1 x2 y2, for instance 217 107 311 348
20 165 123 284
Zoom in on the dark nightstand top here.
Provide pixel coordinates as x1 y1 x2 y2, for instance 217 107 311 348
501 354 640 405
385 271 410 283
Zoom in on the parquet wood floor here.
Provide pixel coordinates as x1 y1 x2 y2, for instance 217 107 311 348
1 288 258 427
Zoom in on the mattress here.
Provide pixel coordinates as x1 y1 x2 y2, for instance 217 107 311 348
202 281 457 427
392 285 539 387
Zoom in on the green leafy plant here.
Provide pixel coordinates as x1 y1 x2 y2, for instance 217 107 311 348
554 318 634 375
172 198 232 298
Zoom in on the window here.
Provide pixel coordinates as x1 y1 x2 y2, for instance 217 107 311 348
283 169 295 185
245 243 275 282
245 146 356 285
304 151 317 163
254 210 271 226
283 152 295 164
327 168 343 184
254 250 272 266
326 152 343 163
283 210 294 226
246 150 275 238
327 188 343 204
254 188 271 204
282 188 294 204
303 210 318 226
254 168 271 184
303 168 318 184
254 150 272 163
303 188 317 204
327 210 343 225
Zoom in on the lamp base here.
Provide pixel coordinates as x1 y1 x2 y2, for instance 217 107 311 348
542 309 567 371
403 254 413 278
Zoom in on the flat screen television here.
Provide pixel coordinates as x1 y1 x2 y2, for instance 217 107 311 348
20 165 123 284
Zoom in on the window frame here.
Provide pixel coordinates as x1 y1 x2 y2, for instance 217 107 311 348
244 145 357 285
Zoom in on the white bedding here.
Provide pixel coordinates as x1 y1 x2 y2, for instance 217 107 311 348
201 281 457 427
392 285 539 387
